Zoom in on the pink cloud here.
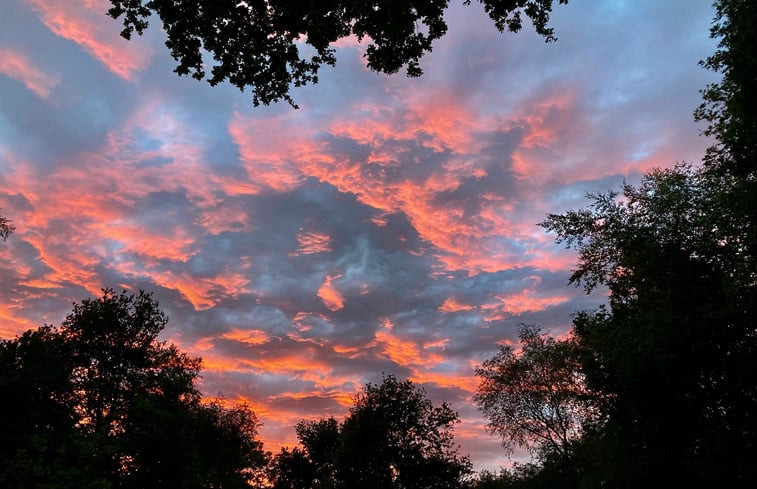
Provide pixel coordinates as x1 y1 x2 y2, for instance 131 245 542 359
439 297 475 313
228 91 593 275
0 47 59 98
480 276 571 320
0 301 38 337
370 318 444 368
317 273 345 311
0 100 241 311
293 229 332 255
24 0 152 79
146 269 252 311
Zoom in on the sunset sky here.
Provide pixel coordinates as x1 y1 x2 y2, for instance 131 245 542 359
0 0 719 470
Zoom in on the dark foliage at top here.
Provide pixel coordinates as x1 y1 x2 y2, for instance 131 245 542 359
696 0 757 178
106 0 568 107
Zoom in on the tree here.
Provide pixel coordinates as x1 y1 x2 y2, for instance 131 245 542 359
0 327 107 489
0 211 14 241
269 374 471 489
474 325 599 470
466 464 570 489
694 0 757 326
536 0 757 482
0 289 268 488
106 0 569 108
695 0 757 178
337 374 471 489
270 418 340 489
59 289 200 439
270 448 318 489
473 0 757 486
541 165 757 487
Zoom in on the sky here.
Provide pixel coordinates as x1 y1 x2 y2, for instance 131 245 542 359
0 0 719 471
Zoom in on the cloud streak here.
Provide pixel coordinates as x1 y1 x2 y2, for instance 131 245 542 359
0 47 59 98
23 0 152 79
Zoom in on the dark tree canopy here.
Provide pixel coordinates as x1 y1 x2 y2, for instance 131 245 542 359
106 0 569 107
269 374 471 489
541 165 757 487
475 325 600 466
0 289 267 489
695 0 757 178
338 374 471 489
270 418 340 489
473 1 757 486
0 211 14 242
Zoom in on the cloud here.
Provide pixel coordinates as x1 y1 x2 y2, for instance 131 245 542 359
316 273 345 312
293 229 333 256
23 0 152 79
0 47 59 98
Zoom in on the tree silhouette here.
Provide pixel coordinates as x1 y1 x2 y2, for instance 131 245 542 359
0 211 14 242
338 374 471 489
270 418 340 489
269 374 471 489
696 0 757 178
477 1 757 485
542 165 756 487
0 289 267 488
475 325 600 468
106 0 569 108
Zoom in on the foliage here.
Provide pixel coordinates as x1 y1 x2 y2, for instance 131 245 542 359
541 165 757 487
106 0 569 108
269 374 471 489
695 0 757 317
270 418 340 489
466 463 574 489
475 325 600 466
486 1 757 484
0 289 267 489
0 210 14 241
338 374 472 489
695 0 757 178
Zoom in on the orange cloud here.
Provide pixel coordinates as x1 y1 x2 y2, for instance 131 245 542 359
293 229 332 255
228 94 584 275
196 206 252 235
220 328 269 346
146 270 251 311
409 370 478 394
491 283 571 317
317 274 345 311
439 297 475 313
0 47 59 98
228 111 321 193
370 319 444 368
0 302 38 337
24 0 152 79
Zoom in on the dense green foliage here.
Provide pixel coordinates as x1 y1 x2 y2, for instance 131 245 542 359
269 375 472 489
0 289 267 489
106 0 568 107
